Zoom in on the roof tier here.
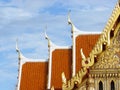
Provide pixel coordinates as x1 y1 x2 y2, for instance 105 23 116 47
51 49 72 89
19 34 100 90
20 62 48 90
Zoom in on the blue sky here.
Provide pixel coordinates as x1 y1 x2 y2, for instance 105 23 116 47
0 0 117 90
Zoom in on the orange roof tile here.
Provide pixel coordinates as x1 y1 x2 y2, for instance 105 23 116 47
19 34 100 90
20 62 48 90
51 49 72 89
76 34 100 73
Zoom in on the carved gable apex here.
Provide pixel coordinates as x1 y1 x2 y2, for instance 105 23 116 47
81 2 120 69
80 2 120 68
92 24 120 69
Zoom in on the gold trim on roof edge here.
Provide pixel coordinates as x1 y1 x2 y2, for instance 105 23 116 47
62 2 120 90
81 2 120 67
62 67 87 90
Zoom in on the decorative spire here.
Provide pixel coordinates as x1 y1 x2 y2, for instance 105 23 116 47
16 39 21 60
16 39 19 52
68 10 74 34
68 10 100 36
16 39 23 90
16 39 26 61
67 10 82 35
44 28 57 49
68 10 72 25
16 39 20 90
45 28 52 89
61 72 66 84
68 10 76 77
45 28 51 48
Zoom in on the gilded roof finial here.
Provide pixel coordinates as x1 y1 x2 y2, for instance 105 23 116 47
16 38 19 52
44 26 51 48
16 38 21 60
68 10 72 25
68 10 75 34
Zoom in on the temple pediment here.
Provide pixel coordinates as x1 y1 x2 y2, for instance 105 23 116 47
91 30 120 69
91 21 120 70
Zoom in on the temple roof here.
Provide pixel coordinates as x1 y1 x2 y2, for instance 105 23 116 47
20 62 48 90
16 4 108 90
51 49 72 88
17 33 100 90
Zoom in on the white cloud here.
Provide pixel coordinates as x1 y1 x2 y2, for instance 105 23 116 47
94 6 109 11
0 0 57 12
0 68 17 90
0 0 117 60
0 69 16 79
0 7 33 20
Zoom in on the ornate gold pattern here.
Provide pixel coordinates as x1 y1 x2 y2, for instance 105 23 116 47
92 27 120 69
62 72 67 84
62 1 120 90
81 2 120 68
62 67 87 90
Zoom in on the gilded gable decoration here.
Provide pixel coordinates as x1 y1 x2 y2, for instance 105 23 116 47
62 67 87 90
81 2 120 68
62 1 120 90
92 27 120 69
